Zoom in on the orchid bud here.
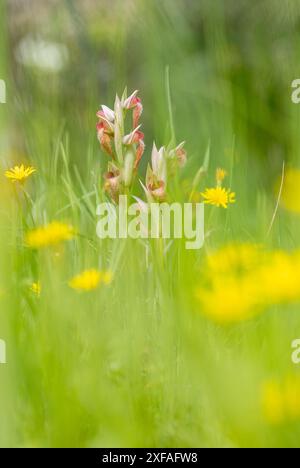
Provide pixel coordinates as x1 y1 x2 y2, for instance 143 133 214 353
97 122 114 157
148 180 166 201
104 163 122 203
134 137 145 170
145 164 166 201
114 95 124 164
123 125 142 145
151 144 167 183
120 89 143 127
96 110 115 134
122 90 139 109
133 97 143 128
123 126 145 170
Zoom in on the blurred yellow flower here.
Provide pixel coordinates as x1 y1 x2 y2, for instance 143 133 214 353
197 276 261 323
196 244 262 323
26 222 76 248
206 243 262 275
262 376 300 424
258 250 300 305
5 164 36 183
201 187 235 208
262 380 284 424
279 168 300 214
196 244 300 324
30 281 41 297
69 269 113 291
216 168 227 185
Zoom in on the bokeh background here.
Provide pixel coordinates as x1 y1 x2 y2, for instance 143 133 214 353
4 0 300 175
1 0 300 448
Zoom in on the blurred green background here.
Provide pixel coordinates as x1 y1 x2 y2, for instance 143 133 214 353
1 0 300 448
5 0 300 176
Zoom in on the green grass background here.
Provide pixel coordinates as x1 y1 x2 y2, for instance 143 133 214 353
1 0 300 447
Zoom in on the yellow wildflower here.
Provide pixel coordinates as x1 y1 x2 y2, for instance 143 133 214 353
258 250 300 305
196 276 261 324
201 187 235 208
196 244 300 324
279 168 300 214
5 164 36 183
206 243 262 275
262 380 285 425
262 375 300 424
196 244 263 323
30 281 41 297
216 168 227 185
26 221 76 248
68 269 112 292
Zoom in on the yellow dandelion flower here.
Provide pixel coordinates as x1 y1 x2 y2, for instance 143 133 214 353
196 276 261 324
30 281 41 297
26 221 76 248
196 244 300 324
206 243 262 275
69 269 101 291
279 168 300 214
196 244 263 323
5 164 36 183
68 269 112 292
262 380 285 425
258 250 300 305
262 375 300 425
216 168 227 185
201 187 235 208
